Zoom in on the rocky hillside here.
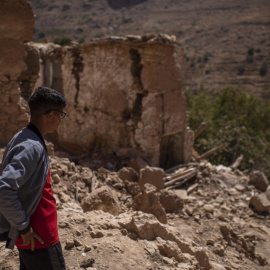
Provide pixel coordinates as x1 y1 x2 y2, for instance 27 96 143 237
29 0 270 97
1 147 269 270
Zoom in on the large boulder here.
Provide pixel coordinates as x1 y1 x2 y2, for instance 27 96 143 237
139 166 165 191
133 183 167 224
159 189 185 213
249 193 270 213
118 167 138 182
81 186 121 215
249 171 269 192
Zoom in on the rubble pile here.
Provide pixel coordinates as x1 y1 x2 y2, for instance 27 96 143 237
0 150 270 270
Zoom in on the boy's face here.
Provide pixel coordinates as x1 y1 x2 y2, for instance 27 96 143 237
45 108 66 134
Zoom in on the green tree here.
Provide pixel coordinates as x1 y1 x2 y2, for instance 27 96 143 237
185 87 270 179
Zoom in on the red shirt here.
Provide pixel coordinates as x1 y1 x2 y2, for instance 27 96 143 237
16 170 59 249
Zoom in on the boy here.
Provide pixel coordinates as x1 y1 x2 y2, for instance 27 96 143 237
0 86 67 270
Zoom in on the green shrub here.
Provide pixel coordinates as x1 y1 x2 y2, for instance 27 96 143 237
246 48 254 62
53 37 72 46
78 37 85 44
260 62 268 76
185 87 270 179
237 65 245 75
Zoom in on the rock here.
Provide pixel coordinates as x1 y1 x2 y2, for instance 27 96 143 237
210 261 226 270
173 189 188 201
249 171 269 192
159 189 184 213
119 212 170 241
74 239 83 246
58 192 70 203
80 258 95 269
266 189 270 200
156 237 193 263
84 245 92 252
194 248 212 270
125 181 141 196
235 184 246 192
118 167 138 182
218 172 239 187
249 193 270 213
157 237 193 264
213 244 225 256
106 173 125 189
133 183 167 224
81 186 121 215
139 166 165 191
127 157 149 173
98 167 110 175
90 230 104 238
52 173 61 184
65 239 75 249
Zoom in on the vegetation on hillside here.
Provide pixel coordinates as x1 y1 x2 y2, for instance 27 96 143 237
185 87 270 179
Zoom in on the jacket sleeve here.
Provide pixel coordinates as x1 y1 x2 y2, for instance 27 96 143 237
0 141 43 232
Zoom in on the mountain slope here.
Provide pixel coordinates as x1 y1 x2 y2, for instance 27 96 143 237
29 0 270 97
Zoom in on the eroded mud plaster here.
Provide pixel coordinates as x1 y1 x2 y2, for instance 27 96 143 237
1 30 193 167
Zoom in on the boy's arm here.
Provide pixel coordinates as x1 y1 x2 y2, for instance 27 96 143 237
0 142 42 232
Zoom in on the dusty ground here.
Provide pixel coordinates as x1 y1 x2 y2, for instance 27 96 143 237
0 148 269 270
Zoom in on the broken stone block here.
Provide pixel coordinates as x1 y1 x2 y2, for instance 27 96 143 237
133 183 167 224
106 173 125 189
118 167 138 182
52 174 61 184
125 181 141 196
194 248 212 270
249 193 270 213
127 157 150 173
81 186 121 215
139 166 165 191
159 189 184 213
90 230 104 238
74 239 83 247
210 261 226 270
65 239 75 249
203 204 214 214
84 245 92 252
58 192 70 203
219 172 239 187
156 237 193 264
249 171 269 192
266 189 270 200
213 244 225 257
119 212 169 241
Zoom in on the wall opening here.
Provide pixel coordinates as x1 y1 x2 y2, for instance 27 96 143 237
42 60 63 94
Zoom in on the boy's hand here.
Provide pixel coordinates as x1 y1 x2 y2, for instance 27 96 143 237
20 227 44 251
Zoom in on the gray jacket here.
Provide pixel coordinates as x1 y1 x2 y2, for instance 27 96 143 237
0 124 49 249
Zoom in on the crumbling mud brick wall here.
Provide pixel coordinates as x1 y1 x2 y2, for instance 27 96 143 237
0 2 193 168
30 35 194 167
0 0 35 145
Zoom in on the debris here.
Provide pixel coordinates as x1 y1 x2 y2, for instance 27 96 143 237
230 154 244 170
249 170 269 192
196 143 228 161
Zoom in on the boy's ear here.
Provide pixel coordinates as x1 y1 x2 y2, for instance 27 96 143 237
44 111 53 121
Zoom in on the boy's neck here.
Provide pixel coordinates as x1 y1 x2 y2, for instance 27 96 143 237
30 120 47 138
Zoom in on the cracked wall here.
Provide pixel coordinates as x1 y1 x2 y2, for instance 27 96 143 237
0 29 193 167
0 0 35 145
31 36 193 167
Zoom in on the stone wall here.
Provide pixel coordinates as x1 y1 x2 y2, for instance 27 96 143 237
29 35 193 167
0 0 35 144
0 0 193 168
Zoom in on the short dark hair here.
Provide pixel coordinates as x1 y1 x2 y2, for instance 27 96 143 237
28 86 66 117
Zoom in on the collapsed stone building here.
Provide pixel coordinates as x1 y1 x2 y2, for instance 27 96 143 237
0 0 193 169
